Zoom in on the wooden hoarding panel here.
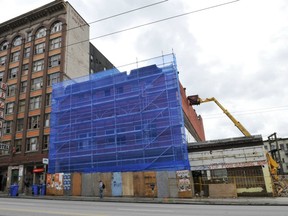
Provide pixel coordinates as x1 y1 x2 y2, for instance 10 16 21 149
133 172 145 197
72 173 81 196
144 171 157 198
122 172 134 196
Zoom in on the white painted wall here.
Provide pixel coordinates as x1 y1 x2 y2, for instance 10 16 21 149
189 145 267 170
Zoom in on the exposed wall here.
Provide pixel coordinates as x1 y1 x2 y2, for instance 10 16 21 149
65 3 89 78
179 83 205 141
189 145 267 170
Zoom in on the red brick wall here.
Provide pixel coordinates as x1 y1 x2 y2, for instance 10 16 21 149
179 83 205 141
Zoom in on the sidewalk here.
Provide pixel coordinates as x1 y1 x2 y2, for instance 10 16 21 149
1 192 288 206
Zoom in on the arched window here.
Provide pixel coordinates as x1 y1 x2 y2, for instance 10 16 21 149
0 41 9 51
51 22 62 34
12 36 22 47
35 27 47 39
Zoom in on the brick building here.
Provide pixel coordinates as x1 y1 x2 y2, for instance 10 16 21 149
0 0 113 192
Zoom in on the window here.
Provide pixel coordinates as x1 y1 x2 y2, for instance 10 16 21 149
47 73 60 86
44 113 50 127
0 56 7 66
45 94 52 106
29 96 41 110
117 86 124 94
7 84 16 97
24 47 30 58
104 89 110 96
48 55 61 68
3 121 12 134
5 102 14 114
20 81 27 93
50 37 61 50
51 22 63 34
27 32 32 42
43 135 49 149
15 139 22 153
0 41 9 51
11 51 20 62
35 27 46 39
18 100 25 112
8 67 18 79
22 64 29 75
31 77 43 91
0 141 10 155
16 119 24 132
35 43 45 54
12 36 22 47
33 59 44 72
26 137 38 152
28 115 40 129
0 72 3 82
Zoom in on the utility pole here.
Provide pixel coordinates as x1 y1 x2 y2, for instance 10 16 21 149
268 133 283 175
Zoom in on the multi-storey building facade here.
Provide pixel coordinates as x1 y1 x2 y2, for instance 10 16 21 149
0 0 114 192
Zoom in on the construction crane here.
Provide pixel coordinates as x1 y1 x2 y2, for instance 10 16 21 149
187 95 251 137
188 94 281 192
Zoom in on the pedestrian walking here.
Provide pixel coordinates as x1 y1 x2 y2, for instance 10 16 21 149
99 180 105 199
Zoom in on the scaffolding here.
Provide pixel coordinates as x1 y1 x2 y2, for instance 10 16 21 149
49 54 190 173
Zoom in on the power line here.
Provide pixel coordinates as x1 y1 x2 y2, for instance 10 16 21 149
200 106 288 120
67 0 240 48
67 0 169 32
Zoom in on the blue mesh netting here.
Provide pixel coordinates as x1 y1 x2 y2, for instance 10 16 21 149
48 54 190 173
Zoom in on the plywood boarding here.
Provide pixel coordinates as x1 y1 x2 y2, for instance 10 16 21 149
100 172 112 197
122 172 134 196
72 173 81 196
144 171 157 197
176 170 193 198
168 171 178 198
209 184 237 198
133 172 145 197
157 171 169 198
81 173 93 196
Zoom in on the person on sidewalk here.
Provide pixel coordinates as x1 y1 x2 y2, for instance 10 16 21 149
99 180 105 199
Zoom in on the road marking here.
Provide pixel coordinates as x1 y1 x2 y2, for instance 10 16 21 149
118 208 173 213
0 207 107 216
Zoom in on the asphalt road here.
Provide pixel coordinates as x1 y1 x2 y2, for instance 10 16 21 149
0 198 287 216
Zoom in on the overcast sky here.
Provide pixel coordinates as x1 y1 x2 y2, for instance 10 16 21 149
1 0 288 141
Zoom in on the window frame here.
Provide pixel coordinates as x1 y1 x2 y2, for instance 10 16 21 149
0 41 9 51
8 67 18 79
34 43 45 54
11 51 20 62
50 37 61 50
3 121 12 134
12 36 22 47
35 27 47 39
51 22 63 34
29 96 42 110
18 100 25 113
48 55 61 68
16 118 24 132
33 59 44 72
7 84 16 97
26 137 38 152
31 77 43 91
28 115 40 130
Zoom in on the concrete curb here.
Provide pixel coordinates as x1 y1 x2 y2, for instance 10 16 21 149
1 194 288 206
